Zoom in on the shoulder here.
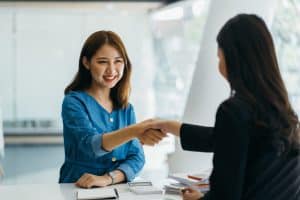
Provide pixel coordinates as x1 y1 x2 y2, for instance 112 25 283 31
217 95 253 123
214 96 254 141
113 103 135 116
126 103 134 111
123 103 136 123
120 103 134 112
62 91 87 108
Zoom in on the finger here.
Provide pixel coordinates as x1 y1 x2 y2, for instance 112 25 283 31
141 132 159 143
76 174 88 187
145 130 163 140
77 174 86 183
155 130 168 137
146 128 167 138
145 134 160 144
145 132 161 142
181 187 193 194
151 131 167 140
86 179 94 188
80 174 93 188
142 138 156 146
143 139 155 146
76 180 86 188
138 136 148 145
84 176 94 188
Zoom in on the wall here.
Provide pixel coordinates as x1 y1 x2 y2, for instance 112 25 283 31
0 2 160 132
168 0 279 173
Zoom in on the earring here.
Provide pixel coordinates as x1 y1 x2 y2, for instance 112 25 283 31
84 65 90 70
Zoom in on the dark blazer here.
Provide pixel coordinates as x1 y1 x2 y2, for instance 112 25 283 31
180 96 300 200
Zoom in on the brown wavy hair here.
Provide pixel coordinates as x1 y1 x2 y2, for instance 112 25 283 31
64 30 132 109
217 14 300 153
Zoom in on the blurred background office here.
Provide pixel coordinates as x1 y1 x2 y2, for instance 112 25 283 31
0 0 299 185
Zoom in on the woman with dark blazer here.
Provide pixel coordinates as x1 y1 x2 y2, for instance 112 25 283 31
150 14 300 200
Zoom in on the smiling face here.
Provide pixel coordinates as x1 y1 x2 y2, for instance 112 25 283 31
83 44 125 89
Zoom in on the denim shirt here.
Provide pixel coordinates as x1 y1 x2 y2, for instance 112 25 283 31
59 91 145 183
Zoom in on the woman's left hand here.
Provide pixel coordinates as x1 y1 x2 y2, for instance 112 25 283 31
75 173 111 188
182 187 204 200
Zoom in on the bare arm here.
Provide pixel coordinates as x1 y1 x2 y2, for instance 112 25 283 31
75 170 125 188
102 124 140 152
149 119 182 137
102 120 166 152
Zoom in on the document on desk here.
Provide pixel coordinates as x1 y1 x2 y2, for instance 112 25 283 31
128 181 163 195
166 174 209 194
77 188 119 200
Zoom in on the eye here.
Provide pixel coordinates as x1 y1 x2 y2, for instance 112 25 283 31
97 60 107 64
115 59 124 63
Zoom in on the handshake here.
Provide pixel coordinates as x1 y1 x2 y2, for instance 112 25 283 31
134 119 181 146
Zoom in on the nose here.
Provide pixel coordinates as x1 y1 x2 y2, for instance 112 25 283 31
106 61 116 73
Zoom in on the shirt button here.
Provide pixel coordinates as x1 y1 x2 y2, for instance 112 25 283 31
109 117 114 122
112 157 117 162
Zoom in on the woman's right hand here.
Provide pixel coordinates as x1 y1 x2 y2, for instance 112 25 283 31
132 119 166 146
134 119 182 145
145 119 182 137
138 128 167 146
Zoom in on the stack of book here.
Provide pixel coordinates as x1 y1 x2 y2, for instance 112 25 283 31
164 174 210 195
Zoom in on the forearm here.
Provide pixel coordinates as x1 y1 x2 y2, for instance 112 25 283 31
102 125 139 152
161 120 182 137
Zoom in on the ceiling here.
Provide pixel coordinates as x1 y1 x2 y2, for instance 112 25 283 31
0 0 181 3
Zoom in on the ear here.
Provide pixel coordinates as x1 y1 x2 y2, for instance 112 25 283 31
82 56 90 70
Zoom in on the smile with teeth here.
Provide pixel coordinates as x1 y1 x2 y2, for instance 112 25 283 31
103 75 117 82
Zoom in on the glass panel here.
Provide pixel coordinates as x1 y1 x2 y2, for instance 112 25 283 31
271 0 300 116
149 0 211 119
0 8 14 121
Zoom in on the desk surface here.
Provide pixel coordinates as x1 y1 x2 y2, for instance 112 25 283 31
0 183 181 200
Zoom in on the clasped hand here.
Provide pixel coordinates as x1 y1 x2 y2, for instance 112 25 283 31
136 119 168 146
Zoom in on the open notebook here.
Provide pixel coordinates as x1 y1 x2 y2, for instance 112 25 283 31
77 188 119 200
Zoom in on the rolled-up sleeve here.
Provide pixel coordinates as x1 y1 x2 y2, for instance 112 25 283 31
117 139 145 181
62 96 109 158
116 104 145 181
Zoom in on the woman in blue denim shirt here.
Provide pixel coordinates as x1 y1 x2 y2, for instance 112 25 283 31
59 31 165 188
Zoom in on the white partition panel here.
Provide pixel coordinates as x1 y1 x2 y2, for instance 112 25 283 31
0 9 14 121
168 0 279 173
15 10 83 129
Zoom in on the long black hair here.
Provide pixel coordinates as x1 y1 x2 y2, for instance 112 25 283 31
65 30 132 109
217 14 299 153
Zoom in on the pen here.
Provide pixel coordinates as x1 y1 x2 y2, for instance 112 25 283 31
195 183 209 187
187 175 203 181
114 188 119 199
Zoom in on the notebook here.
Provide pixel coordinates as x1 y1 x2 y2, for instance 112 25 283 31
77 188 119 200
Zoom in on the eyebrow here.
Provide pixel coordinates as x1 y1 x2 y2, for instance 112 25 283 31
96 57 123 60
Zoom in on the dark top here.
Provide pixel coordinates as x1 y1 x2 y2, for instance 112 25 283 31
180 96 300 200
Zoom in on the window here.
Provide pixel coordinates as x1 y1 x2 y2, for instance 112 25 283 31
271 0 300 116
149 0 211 119
0 2 160 133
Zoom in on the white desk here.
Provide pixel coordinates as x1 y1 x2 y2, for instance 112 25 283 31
0 183 181 200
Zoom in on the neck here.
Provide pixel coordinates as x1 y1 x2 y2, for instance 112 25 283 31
87 83 111 104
